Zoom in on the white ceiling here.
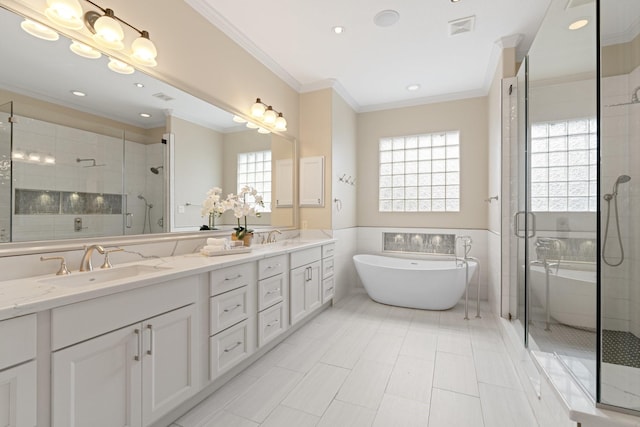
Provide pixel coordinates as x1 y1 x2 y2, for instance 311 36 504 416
187 0 553 111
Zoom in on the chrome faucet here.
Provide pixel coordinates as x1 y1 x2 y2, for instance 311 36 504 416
80 244 105 272
266 229 282 243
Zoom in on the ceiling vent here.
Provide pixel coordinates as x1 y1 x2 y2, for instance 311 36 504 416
448 15 475 36
152 92 175 102
565 0 593 9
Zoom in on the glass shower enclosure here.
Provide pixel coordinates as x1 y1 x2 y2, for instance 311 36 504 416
510 0 640 415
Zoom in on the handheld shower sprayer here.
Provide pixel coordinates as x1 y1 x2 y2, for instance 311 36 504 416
603 175 631 266
138 194 153 234
150 165 163 174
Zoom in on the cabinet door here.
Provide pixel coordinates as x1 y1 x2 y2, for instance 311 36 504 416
52 325 142 427
142 304 198 426
290 265 307 325
305 261 322 313
0 361 36 427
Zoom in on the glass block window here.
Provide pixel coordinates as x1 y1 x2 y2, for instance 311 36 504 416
237 150 272 212
379 131 460 212
530 118 597 212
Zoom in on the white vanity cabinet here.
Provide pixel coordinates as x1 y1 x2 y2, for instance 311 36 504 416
290 246 322 325
209 262 257 379
51 277 200 427
321 243 336 303
257 254 288 347
0 314 37 427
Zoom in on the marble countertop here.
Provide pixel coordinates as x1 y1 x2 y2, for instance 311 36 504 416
0 238 334 322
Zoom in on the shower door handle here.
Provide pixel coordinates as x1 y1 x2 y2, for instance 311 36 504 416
513 211 536 238
126 213 133 228
513 211 525 238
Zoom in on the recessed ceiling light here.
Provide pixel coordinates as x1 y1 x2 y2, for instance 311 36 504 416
406 84 421 92
71 90 86 97
333 26 345 34
139 113 151 118
374 10 400 27
451 0 461 3
134 82 145 88
569 19 588 30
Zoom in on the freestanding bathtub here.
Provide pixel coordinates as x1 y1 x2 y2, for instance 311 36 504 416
353 254 478 310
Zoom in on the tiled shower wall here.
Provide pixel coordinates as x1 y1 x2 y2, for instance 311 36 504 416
6 115 163 241
601 67 639 335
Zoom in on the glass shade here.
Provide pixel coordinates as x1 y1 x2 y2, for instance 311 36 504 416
92 12 124 50
20 19 59 41
131 34 157 67
45 0 83 30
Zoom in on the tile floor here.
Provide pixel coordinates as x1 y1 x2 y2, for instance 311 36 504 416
170 291 539 427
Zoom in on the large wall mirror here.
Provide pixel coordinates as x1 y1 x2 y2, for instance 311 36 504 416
0 5 295 245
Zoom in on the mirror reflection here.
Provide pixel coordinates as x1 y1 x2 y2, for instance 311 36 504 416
0 6 294 243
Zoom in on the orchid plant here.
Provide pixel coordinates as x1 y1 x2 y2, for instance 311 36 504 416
201 187 226 229
227 185 264 239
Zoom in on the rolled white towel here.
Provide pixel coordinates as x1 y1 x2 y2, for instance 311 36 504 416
206 238 227 246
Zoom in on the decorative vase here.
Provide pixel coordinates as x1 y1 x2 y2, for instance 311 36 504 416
208 213 217 230
231 232 253 247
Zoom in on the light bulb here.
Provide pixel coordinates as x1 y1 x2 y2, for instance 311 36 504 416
107 58 134 75
263 106 276 124
246 122 259 129
251 98 266 117
45 0 84 30
20 19 59 41
69 40 101 59
274 113 287 131
92 9 124 50
131 32 157 67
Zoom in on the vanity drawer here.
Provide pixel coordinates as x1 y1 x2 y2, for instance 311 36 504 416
258 302 284 347
322 277 335 304
0 314 36 370
322 243 335 259
210 286 250 335
210 319 253 378
322 257 334 279
210 262 256 296
258 254 286 280
290 246 322 269
258 274 284 311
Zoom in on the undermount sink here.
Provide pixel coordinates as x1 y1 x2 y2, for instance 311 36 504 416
39 264 171 287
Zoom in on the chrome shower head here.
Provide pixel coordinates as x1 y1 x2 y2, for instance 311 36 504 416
612 174 631 196
150 165 163 174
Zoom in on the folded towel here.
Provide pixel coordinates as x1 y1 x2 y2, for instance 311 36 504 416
207 238 227 246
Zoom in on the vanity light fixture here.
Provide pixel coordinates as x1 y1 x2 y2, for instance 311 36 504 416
44 155 56 164
246 122 259 129
20 19 59 41
249 98 287 132
28 153 41 162
38 0 160 67
569 19 588 30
